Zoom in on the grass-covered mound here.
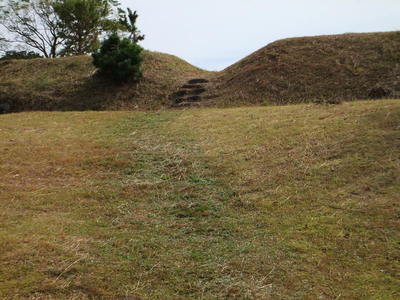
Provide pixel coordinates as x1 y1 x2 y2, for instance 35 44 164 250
0 51 209 112
212 31 400 105
1 31 400 112
0 100 399 299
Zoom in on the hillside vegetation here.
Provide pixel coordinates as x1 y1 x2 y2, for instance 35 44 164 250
0 100 399 299
212 31 400 105
1 31 400 111
0 51 208 112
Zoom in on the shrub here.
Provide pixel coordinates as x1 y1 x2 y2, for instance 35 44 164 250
92 34 143 83
0 51 42 60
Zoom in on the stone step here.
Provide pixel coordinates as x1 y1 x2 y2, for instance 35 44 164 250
181 84 203 89
190 88 206 95
169 78 213 107
170 90 187 99
187 78 209 84
170 88 207 100
175 95 202 103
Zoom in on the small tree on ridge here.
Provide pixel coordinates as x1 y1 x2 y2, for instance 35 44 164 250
92 33 143 83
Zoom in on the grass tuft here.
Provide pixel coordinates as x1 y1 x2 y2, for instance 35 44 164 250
0 100 399 299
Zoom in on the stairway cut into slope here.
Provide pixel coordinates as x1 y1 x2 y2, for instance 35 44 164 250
169 78 219 107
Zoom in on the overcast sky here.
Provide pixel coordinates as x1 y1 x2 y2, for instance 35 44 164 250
122 0 399 71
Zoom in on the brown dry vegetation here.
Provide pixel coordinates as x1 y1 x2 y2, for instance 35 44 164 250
212 31 400 105
1 31 400 112
0 51 208 112
0 100 399 299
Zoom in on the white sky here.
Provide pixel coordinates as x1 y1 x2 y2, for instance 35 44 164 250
120 0 400 71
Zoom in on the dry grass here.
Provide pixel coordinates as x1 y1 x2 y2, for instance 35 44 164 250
212 31 400 105
0 100 399 299
2 31 400 112
0 51 210 113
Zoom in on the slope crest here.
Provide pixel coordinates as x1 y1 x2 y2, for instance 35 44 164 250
0 51 209 112
211 31 400 105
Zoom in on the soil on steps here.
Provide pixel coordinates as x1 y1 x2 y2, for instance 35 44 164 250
169 78 219 107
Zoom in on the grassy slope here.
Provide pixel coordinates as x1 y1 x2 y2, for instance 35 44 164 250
0 100 399 299
212 31 400 105
1 31 400 112
0 51 209 112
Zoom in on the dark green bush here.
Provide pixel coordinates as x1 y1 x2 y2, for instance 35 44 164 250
92 34 143 83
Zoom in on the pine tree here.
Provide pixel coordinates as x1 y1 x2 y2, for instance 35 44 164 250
92 33 143 83
118 8 144 43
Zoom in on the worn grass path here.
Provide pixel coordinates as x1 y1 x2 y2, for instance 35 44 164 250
0 100 399 299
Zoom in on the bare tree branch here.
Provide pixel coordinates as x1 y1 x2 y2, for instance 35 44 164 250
0 0 65 58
